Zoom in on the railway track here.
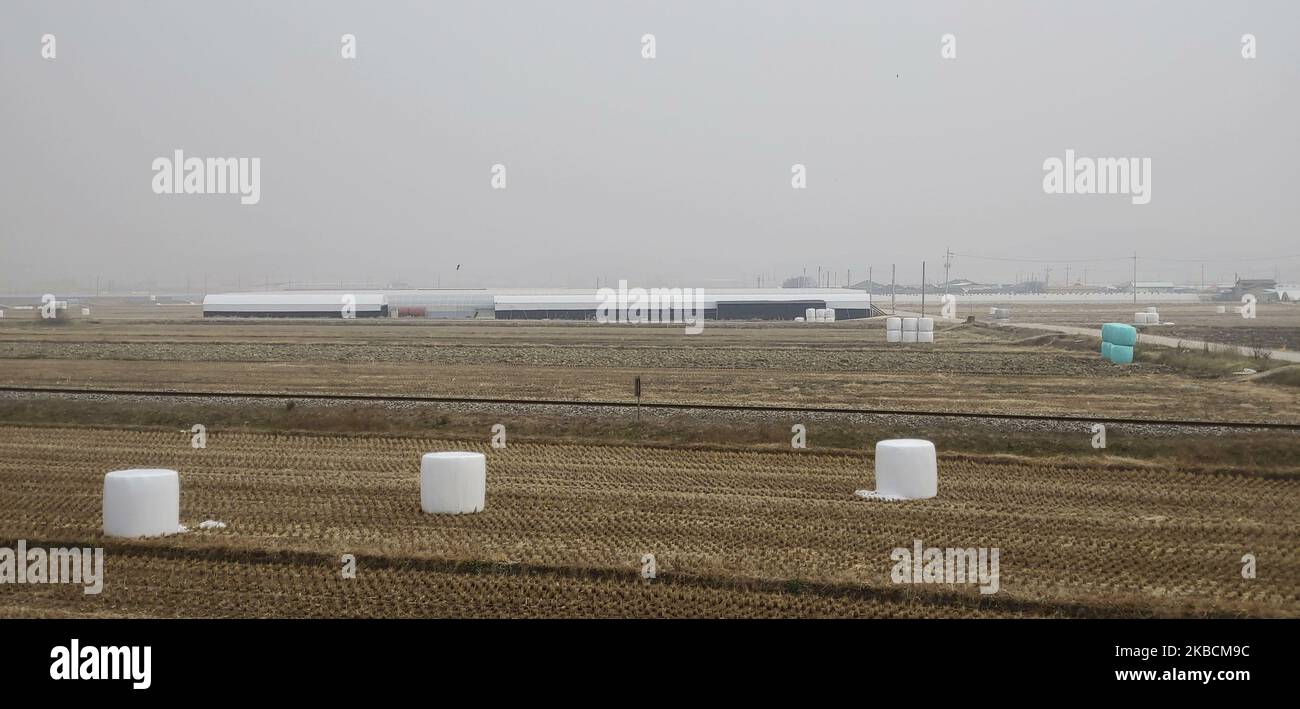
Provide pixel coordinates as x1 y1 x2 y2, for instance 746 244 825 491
3 385 1297 431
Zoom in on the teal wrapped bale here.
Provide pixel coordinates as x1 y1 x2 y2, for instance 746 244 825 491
1109 344 1134 364
1102 341 1113 359
1101 323 1138 346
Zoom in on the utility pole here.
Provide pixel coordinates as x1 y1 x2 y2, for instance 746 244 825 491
868 266 873 313
943 248 953 295
1044 265 1052 289
921 261 927 317
891 264 896 315
1132 252 1138 305
1065 265 1070 288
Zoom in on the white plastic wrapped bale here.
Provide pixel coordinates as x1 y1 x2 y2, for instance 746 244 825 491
902 317 918 332
794 316 804 322
1135 312 1147 324
918 318 934 332
1216 306 1227 314
420 452 486 514
917 331 934 343
901 330 918 343
805 307 817 322
886 317 901 331
824 309 836 322
989 307 997 315
886 330 902 343
855 439 938 501
103 468 180 538
815 308 829 322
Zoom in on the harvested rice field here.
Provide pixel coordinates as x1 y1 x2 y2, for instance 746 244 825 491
2 318 1298 421
0 425 1295 618
1 315 1296 619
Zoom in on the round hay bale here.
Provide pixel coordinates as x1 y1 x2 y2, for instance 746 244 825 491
103 469 180 538
858 439 937 500
420 452 486 514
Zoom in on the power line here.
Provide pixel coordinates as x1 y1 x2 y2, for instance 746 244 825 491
953 251 1300 265
1140 254 1300 264
952 252 1127 264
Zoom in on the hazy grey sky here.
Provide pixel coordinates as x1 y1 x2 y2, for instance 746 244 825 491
2 1 1297 292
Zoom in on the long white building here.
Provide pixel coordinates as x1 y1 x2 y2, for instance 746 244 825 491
202 293 388 318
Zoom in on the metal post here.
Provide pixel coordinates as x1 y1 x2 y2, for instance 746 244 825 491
921 261 926 317
944 248 952 296
1133 252 1138 305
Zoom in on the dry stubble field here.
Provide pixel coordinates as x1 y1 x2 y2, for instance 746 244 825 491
1 426 1295 618
0 312 1296 617
2 315 1298 420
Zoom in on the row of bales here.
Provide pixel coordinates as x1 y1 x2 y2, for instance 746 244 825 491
1134 306 1161 325
797 307 836 322
104 437 954 541
886 317 934 343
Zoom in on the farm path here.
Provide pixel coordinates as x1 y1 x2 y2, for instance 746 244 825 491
1005 322 1300 362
